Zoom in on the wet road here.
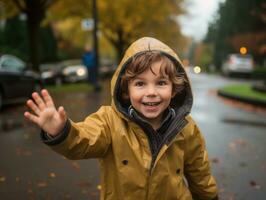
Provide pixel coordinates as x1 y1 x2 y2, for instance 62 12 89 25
0 82 111 200
0 73 265 199
189 72 266 199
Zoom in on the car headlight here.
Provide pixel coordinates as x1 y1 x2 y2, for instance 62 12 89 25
77 68 86 76
193 66 201 74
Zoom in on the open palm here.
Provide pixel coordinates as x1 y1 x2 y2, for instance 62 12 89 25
24 89 67 136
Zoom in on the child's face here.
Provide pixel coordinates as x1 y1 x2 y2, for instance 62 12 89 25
128 60 174 128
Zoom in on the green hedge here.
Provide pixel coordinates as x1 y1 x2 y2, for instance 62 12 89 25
221 84 266 101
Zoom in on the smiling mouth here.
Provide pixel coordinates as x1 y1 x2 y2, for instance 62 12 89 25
142 102 161 106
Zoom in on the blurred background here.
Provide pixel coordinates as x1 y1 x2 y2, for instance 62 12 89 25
0 0 265 199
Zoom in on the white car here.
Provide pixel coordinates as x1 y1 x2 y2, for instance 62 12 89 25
59 60 88 83
222 54 254 76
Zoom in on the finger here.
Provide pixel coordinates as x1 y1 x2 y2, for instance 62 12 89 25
41 89 55 107
26 99 40 116
32 92 46 110
58 106 66 120
24 111 39 125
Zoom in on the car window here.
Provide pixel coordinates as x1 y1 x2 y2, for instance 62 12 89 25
232 55 253 64
1 57 26 72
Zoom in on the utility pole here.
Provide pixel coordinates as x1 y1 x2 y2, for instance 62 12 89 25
92 0 99 83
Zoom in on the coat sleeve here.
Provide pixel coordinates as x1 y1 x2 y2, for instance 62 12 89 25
183 118 218 200
44 106 112 159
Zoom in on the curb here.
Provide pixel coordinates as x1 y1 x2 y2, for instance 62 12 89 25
217 89 266 107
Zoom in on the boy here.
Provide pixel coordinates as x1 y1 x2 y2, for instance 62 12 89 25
24 37 218 200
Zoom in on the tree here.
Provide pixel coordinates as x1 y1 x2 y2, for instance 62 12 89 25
0 0 57 71
99 0 186 60
205 0 266 68
48 0 187 61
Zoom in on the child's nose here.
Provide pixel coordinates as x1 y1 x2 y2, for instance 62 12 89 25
146 85 157 96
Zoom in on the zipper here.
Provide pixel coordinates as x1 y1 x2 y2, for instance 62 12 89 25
144 118 188 200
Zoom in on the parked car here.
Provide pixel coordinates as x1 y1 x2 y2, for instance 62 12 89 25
99 58 117 78
40 60 88 85
0 54 42 110
59 59 88 83
222 54 254 76
40 63 63 86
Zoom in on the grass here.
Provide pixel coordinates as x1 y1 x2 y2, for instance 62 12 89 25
221 84 266 101
44 83 93 93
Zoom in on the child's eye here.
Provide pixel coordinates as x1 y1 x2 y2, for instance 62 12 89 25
135 81 144 87
158 80 167 86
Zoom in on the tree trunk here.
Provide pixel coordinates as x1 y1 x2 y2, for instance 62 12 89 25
115 28 126 61
27 18 40 71
24 0 45 72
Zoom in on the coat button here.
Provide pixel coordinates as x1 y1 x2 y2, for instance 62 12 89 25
176 169 180 174
122 160 128 165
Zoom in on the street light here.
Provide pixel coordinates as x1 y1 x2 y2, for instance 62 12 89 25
240 47 247 55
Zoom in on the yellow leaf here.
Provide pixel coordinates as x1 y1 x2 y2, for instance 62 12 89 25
0 176 6 182
49 172 56 178
37 181 47 188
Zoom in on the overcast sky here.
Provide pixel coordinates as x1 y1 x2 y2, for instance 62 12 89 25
178 0 225 41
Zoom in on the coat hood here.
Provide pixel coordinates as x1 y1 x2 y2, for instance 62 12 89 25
111 37 193 122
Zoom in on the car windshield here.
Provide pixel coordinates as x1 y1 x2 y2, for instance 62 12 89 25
230 54 253 64
60 60 82 68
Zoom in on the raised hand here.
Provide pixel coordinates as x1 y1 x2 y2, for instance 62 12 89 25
24 89 67 137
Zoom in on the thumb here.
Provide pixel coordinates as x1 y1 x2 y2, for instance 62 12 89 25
58 106 67 122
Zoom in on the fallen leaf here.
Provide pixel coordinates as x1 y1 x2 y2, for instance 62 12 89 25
229 138 247 153
239 162 247 167
49 172 56 178
77 181 91 188
211 158 220 164
16 147 22 156
219 187 225 193
261 164 266 170
229 142 236 152
37 181 47 188
23 134 30 139
228 196 235 200
249 180 261 190
234 138 247 146
27 188 33 194
90 191 98 197
0 176 6 182
23 150 32 156
71 161 80 170
81 189 88 194
15 147 32 156
64 194 71 199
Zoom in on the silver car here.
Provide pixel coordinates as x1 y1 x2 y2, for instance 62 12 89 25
58 60 88 83
222 54 254 76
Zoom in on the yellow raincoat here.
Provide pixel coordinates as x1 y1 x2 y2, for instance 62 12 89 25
42 37 218 200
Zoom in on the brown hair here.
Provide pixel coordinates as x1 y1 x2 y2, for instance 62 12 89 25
120 51 187 101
